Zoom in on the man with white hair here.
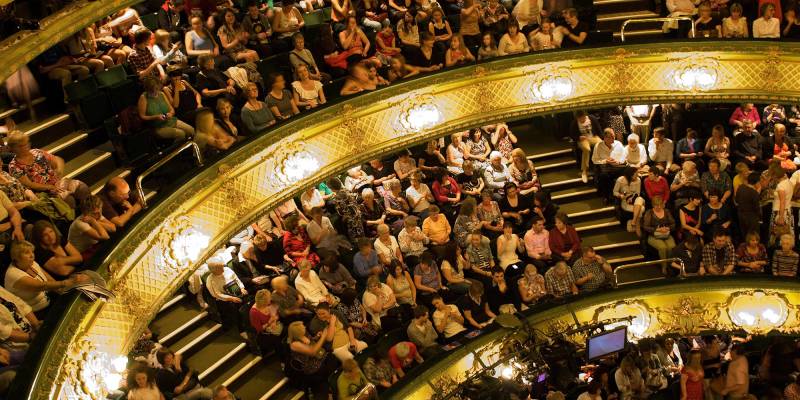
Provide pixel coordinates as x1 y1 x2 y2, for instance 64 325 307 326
206 257 249 337
483 151 510 195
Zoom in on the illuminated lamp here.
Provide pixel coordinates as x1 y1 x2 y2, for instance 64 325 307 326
727 290 789 334
670 57 719 92
528 67 574 103
396 94 443 133
594 300 652 341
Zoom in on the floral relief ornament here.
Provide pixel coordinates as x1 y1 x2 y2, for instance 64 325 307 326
655 296 726 335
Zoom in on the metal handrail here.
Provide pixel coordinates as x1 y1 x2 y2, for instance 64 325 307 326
612 257 683 287
136 141 203 209
620 16 696 42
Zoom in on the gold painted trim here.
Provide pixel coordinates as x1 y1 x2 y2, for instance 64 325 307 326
25 41 800 399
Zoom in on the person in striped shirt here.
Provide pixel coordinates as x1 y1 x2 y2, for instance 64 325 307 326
772 234 799 277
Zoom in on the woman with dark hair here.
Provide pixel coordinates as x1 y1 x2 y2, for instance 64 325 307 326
613 166 646 235
412 33 445 69
453 197 481 248
386 260 416 305
533 191 558 230
154 348 212 399
282 215 320 267
340 63 377 95
266 73 300 120
549 212 581 264
497 18 529 55
497 220 524 271
218 8 259 63
339 15 372 63
477 189 504 241
240 82 276 135
499 182 531 231
271 0 305 52
334 287 380 344
431 168 461 219
427 7 452 55
31 220 83 280
678 192 703 240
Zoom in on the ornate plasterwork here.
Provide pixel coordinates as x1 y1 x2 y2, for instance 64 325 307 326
26 41 800 399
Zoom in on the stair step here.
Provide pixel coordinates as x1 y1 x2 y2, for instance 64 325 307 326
158 311 209 345
615 29 665 38
550 187 597 201
581 227 640 250
536 155 576 172
559 197 612 216
150 296 202 340
223 355 263 388
258 377 289 400
596 242 645 264
42 130 91 161
269 385 304 400
575 217 621 232
175 322 223 356
597 10 662 32
187 332 246 379
158 293 187 314
230 358 287 400
63 146 112 180
594 0 654 14
21 113 70 137
0 97 46 121
208 352 261 390
528 148 572 162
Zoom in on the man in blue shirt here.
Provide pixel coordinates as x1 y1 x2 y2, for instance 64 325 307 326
352 237 382 279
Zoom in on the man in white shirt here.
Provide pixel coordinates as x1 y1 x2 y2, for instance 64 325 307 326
206 258 249 337
648 127 678 172
431 295 466 339
591 128 626 203
294 260 336 306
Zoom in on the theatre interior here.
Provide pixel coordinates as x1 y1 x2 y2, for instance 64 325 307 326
7 0 800 399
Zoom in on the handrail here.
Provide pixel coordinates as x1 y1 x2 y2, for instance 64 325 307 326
620 16 695 42
612 257 683 287
136 141 203 209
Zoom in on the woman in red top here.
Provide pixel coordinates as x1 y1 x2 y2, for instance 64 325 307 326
432 168 461 219
282 215 320 267
249 289 283 356
644 167 670 204
680 349 704 400
375 21 401 65
548 212 581 264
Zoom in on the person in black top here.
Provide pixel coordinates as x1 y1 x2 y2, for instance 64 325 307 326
456 160 484 199
157 0 188 42
364 159 397 188
31 220 83 280
670 233 703 276
458 280 495 329
164 66 203 123
155 348 212 399
499 182 532 232
485 267 516 312
533 190 558 230
783 8 800 39
242 233 287 275
557 8 588 48
411 33 445 69
418 140 447 180
735 172 762 239
195 54 239 108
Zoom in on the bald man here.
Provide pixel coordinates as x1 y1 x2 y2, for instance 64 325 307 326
99 177 142 228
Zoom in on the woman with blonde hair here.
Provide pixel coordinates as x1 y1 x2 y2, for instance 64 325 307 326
704 124 731 171
250 289 283 355
680 349 704 400
509 148 540 196
446 132 466 174
287 320 337 396
138 77 195 142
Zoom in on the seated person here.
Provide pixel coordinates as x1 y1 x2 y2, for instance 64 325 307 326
591 128 626 203
693 2 721 37
196 54 238 109
249 289 284 356
397 216 429 268
0 284 41 356
700 189 732 241
648 128 678 173
306 206 350 257
407 305 440 358
735 232 768 273
642 196 677 267
361 188 386 238
282 215 320 267
154 348 212 399
518 264 547 305
571 247 612 293
344 166 374 193
318 255 357 295
206 258 249 337
431 295 466 339
549 212 581 265
406 172 435 217
701 229 735 275
422 205 454 261
68 195 116 260
671 160 702 206
294 260 336 307
483 151 510 194
375 224 403 267
700 159 732 204
240 82 276 136
7 131 90 209
241 233 286 277
773 233 799 277
310 302 368 362
99 177 142 228
337 359 371 400
353 237 384 280
524 216 552 271
733 119 764 169
362 275 401 330
137 77 195 142
670 233 703 276
31 220 83 280
363 353 398 389
544 261 578 298
271 275 311 322
465 231 495 283
388 341 424 378
459 281 495 330
129 29 164 80
413 252 447 305
485 267 514 313
613 167 646 234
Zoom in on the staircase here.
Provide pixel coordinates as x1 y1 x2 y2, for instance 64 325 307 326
3 97 157 201
521 127 645 266
594 0 664 41
150 293 304 400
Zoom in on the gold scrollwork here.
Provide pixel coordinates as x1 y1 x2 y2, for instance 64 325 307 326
613 48 632 94
762 47 782 92
153 215 203 278
654 296 726 335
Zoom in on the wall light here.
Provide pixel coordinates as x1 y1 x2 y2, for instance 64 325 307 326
397 94 442 133
171 227 210 265
670 57 719 92
594 300 652 341
280 151 320 184
728 290 789 333
528 67 575 103
76 351 128 399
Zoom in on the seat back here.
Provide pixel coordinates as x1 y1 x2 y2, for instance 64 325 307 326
303 9 326 26
95 65 128 87
64 77 99 103
141 12 158 31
